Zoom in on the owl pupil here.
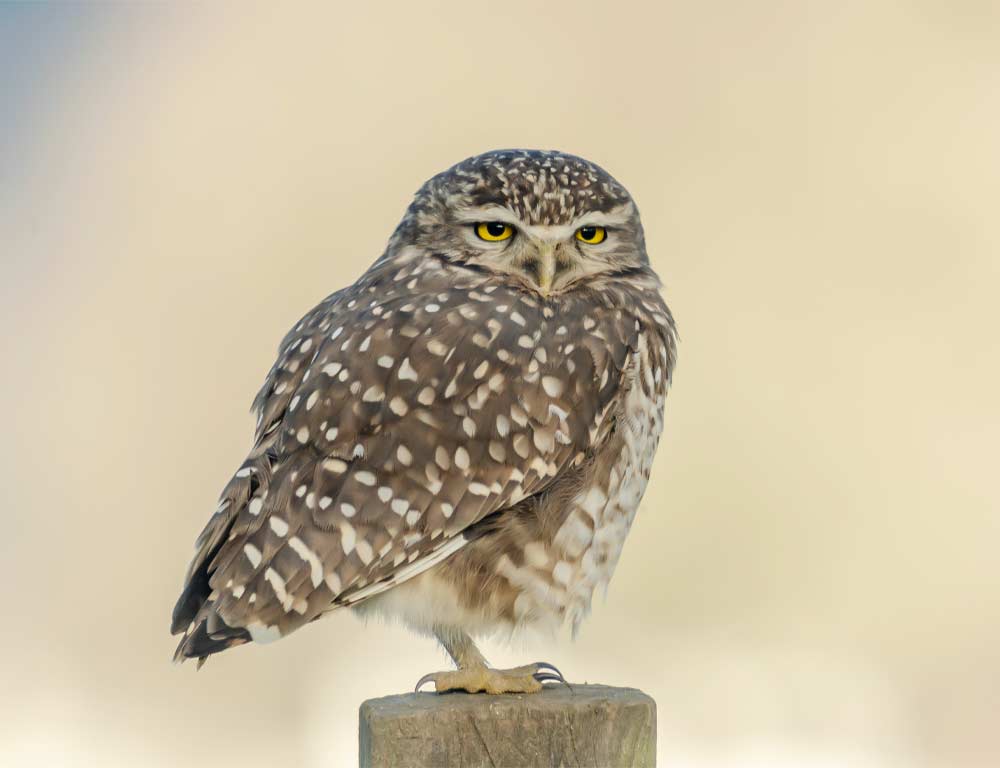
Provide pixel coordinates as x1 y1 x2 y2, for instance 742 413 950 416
486 222 507 237
579 227 596 240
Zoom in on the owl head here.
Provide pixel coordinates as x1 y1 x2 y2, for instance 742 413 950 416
391 149 651 298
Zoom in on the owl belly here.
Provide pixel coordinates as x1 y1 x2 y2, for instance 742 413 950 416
481 340 668 635
553 347 666 633
357 340 668 639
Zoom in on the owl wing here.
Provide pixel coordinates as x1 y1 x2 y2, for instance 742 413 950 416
171 279 640 661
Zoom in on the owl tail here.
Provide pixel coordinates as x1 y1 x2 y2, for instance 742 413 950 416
171 497 251 666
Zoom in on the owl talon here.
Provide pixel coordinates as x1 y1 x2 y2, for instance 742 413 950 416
532 661 565 680
533 661 571 688
533 672 566 685
414 672 438 693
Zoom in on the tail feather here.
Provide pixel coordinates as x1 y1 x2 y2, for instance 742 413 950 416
173 604 251 666
171 495 248 666
171 499 237 635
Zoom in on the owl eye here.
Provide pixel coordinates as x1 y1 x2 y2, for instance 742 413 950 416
475 222 515 242
575 225 607 244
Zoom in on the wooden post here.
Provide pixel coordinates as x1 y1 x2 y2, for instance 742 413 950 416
359 684 656 767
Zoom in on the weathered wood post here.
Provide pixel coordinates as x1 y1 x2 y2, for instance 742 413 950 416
359 684 656 767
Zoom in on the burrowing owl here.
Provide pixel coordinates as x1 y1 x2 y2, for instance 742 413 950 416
171 149 677 694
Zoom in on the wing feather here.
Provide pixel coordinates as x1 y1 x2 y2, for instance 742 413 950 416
172 266 650 661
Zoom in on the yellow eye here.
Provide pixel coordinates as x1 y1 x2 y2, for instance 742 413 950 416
475 222 514 242
575 225 607 244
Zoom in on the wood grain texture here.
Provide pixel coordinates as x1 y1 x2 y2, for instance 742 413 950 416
359 685 655 768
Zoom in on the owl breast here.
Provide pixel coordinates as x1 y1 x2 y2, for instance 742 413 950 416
554 330 668 633
354 292 675 640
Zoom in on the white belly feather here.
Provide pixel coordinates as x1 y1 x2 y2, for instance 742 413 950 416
557 334 666 633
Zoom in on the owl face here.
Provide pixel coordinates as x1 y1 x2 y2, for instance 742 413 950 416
396 150 650 298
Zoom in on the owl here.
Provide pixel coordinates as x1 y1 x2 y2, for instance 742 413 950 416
171 149 677 694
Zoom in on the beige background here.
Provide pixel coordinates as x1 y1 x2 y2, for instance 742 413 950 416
2 2 998 766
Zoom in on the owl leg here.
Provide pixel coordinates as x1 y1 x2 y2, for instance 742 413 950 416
413 627 566 694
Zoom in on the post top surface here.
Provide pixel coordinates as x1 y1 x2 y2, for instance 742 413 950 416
361 684 654 719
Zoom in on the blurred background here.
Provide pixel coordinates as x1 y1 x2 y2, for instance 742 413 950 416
1 2 998 766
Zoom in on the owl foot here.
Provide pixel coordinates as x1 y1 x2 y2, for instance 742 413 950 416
414 662 567 694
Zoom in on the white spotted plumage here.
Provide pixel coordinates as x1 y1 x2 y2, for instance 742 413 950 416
171 149 677 669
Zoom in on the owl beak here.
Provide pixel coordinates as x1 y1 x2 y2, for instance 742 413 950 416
535 245 557 297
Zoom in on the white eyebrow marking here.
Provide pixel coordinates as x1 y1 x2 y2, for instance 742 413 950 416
453 203 635 242
524 223 577 240
568 203 635 229
452 205 519 225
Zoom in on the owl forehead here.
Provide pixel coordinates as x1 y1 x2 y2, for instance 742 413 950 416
430 150 634 226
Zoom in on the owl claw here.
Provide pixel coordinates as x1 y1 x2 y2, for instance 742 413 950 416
414 672 438 693
532 661 571 689
532 661 565 680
